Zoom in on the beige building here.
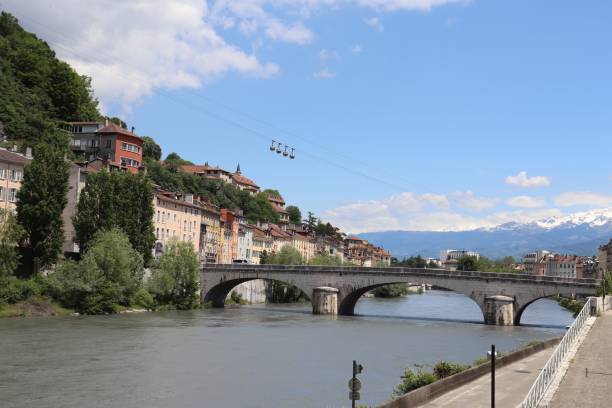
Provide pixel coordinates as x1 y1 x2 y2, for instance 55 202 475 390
251 225 273 264
290 233 316 262
0 147 31 213
199 199 221 264
153 189 202 257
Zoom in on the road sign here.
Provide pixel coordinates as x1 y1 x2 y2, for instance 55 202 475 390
348 378 362 391
349 391 361 401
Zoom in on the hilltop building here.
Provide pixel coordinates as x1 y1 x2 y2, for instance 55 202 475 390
599 239 612 278
68 121 143 174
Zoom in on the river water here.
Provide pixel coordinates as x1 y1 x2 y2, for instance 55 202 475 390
0 291 572 408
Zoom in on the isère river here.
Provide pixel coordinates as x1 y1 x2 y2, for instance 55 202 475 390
0 290 572 408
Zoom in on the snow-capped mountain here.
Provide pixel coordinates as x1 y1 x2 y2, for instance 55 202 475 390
359 208 612 259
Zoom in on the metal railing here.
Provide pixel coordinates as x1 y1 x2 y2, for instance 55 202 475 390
519 297 594 408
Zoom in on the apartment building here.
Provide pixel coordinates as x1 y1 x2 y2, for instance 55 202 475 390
236 223 254 262
267 192 290 225
199 199 221 264
153 190 202 257
599 239 612 278
290 232 316 262
522 250 551 275
68 121 143 174
0 147 31 213
220 209 239 264
251 225 273 264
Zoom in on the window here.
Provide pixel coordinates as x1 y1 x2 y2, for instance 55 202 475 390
0 187 4 201
9 188 17 202
0 169 5 180
156 228 159 238
157 210 160 222
121 142 141 153
174 214 176 222
72 125 83 133
184 220 187 230
120 157 140 167
162 212 166 224
105 139 112 148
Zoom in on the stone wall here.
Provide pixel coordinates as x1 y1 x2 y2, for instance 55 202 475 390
231 279 269 304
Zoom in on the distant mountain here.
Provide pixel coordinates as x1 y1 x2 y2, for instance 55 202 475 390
359 208 612 259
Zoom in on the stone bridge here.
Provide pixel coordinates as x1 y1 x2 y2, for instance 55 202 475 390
200 265 600 325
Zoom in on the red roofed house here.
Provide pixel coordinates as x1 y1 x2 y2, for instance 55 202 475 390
231 163 260 195
181 162 232 183
266 192 290 225
68 120 143 174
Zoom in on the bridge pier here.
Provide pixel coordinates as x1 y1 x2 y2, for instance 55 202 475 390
483 295 515 326
312 287 339 315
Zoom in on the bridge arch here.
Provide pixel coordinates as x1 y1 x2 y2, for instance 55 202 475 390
338 282 485 322
513 294 577 326
202 277 312 308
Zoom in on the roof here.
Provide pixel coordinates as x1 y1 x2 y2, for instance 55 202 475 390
0 148 31 165
346 236 364 242
182 164 230 175
96 122 141 140
232 172 259 189
267 193 285 204
155 191 205 211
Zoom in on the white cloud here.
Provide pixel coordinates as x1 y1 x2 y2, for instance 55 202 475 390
2 0 279 112
364 17 384 31
318 48 341 62
356 0 467 11
264 19 313 44
313 69 337 79
505 171 551 188
506 196 546 208
554 191 612 208
351 44 363 53
450 191 497 211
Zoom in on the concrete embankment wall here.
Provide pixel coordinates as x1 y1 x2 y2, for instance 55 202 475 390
231 280 269 304
376 337 561 408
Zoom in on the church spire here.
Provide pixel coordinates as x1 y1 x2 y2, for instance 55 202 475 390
236 163 241 174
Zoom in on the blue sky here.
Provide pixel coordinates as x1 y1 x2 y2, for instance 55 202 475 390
4 0 612 232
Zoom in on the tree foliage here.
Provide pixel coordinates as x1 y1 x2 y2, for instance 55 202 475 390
0 209 23 279
47 229 144 314
286 205 302 224
142 136 162 161
263 246 308 303
73 170 155 265
147 239 200 309
0 12 99 144
16 142 69 274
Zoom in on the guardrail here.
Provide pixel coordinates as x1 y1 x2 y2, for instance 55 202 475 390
519 297 594 408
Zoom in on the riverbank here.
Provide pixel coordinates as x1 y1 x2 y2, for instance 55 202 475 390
0 298 73 318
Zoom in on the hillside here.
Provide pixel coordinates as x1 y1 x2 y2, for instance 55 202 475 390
359 208 612 259
0 12 99 145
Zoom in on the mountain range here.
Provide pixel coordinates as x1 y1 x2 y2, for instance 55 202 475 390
358 208 612 260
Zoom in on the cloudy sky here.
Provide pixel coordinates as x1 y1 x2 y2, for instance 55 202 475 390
3 0 611 232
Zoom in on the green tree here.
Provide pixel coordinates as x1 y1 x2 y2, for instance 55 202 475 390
306 212 318 232
47 229 144 314
267 246 304 265
148 239 200 309
73 170 155 264
457 255 478 271
142 136 162 161
308 254 344 266
393 368 437 396
16 142 69 274
266 247 308 303
286 205 302 224
0 209 23 278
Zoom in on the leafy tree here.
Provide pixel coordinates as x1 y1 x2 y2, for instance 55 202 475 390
259 250 269 265
397 255 427 268
432 361 469 379
267 246 304 265
0 209 23 278
164 152 193 170
286 205 302 224
47 229 144 314
306 212 318 232
457 255 478 271
371 283 409 298
147 239 199 309
308 254 344 266
142 136 162 161
265 247 308 302
17 142 69 274
393 369 437 396
73 170 155 264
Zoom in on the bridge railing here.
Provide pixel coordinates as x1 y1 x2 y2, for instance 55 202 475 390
518 297 594 408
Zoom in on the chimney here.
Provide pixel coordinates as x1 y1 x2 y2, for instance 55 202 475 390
104 118 109 126
131 126 135 133
25 147 32 159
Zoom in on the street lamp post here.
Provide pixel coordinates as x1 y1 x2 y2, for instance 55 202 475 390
489 344 496 408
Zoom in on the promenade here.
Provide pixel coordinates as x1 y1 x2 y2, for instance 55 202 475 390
420 347 554 408
549 310 612 408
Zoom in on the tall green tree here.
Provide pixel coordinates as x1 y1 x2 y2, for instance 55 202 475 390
73 170 155 264
16 142 69 274
286 205 302 224
0 209 23 278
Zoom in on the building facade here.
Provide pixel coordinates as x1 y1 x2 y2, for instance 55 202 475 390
0 147 31 213
153 190 202 257
68 121 143 174
599 239 612 279
199 199 221 264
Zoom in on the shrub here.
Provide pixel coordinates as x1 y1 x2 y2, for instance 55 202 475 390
433 361 469 379
148 239 199 309
131 288 155 310
394 368 437 396
47 229 144 314
0 276 46 304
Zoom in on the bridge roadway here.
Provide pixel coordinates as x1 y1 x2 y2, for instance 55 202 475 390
200 265 599 325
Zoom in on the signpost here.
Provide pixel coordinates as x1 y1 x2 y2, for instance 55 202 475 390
349 360 364 408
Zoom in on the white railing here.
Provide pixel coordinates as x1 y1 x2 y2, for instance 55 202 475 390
519 297 594 408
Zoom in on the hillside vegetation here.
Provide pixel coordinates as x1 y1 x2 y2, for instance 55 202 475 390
0 12 100 145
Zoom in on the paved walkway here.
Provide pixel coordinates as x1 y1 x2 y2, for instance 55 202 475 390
420 347 554 408
549 310 612 408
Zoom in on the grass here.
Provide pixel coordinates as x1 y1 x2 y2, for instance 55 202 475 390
0 298 73 318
